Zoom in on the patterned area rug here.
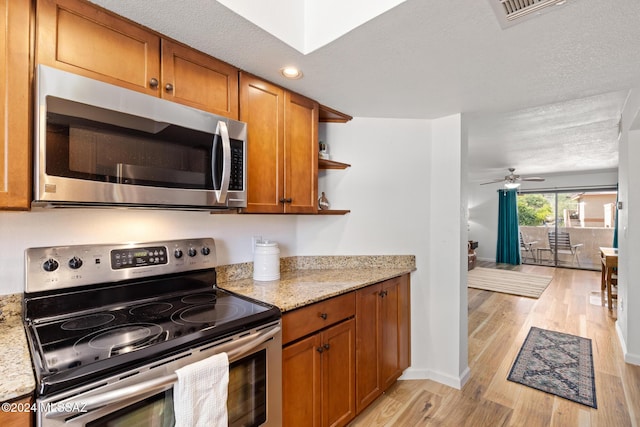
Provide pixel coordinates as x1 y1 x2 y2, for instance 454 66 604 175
467 267 553 298
508 327 597 408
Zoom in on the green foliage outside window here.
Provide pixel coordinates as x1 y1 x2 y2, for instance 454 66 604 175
517 194 553 226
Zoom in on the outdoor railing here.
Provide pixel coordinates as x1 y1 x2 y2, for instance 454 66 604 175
520 225 615 270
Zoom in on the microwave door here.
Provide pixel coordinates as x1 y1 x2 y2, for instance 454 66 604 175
212 121 231 204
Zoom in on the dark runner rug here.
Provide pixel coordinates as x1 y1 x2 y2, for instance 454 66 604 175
507 327 597 408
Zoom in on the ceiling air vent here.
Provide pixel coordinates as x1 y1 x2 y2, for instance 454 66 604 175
488 0 572 28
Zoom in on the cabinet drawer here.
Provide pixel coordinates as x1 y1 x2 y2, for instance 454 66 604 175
283 292 355 345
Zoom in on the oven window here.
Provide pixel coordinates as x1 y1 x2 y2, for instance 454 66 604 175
87 389 174 427
229 349 267 427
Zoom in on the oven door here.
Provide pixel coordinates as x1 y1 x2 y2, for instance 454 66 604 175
37 322 281 427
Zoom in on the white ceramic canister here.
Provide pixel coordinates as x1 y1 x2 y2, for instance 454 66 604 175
253 240 280 281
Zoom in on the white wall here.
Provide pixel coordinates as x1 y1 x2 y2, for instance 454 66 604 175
297 115 469 387
0 210 298 295
468 170 618 261
616 88 640 364
428 114 469 387
297 117 435 381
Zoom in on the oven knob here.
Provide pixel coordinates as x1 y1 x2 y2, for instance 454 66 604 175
201 247 211 256
188 248 197 257
68 256 83 269
43 258 59 272
174 249 183 259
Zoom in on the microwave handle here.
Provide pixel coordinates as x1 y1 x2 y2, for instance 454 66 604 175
213 120 231 204
45 324 281 419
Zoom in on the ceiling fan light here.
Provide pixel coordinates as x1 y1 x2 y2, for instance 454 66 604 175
505 182 520 189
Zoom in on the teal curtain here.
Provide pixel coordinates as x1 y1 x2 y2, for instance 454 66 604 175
613 184 619 248
496 189 521 265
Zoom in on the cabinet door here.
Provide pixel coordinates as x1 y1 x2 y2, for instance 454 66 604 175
322 319 356 427
0 0 31 209
284 91 318 213
161 40 238 119
398 274 411 371
36 0 161 96
0 396 34 427
380 278 402 390
283 334 322 427
355 283 382 412
239 73 285 213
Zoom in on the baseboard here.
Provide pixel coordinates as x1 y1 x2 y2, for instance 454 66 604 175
400 366 470 390
616 321 640 366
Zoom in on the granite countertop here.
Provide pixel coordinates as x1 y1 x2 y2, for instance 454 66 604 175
0 294 35 402
0 254 415 402
217 255 416 312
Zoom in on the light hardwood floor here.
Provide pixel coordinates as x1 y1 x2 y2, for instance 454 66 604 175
349 263 640 426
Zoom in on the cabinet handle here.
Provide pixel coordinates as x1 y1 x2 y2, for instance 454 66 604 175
323 343 330 351
316 346 324 353
279 198 292 204
319 313 328 320
379 290 388 298
165 83 174 92
149 78 159 88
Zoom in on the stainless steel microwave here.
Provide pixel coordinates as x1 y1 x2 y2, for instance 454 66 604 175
33 65 247 210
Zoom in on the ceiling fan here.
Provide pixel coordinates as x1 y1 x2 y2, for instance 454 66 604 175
480 168 545 188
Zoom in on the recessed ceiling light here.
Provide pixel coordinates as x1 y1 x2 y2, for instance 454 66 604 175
280 67 303 80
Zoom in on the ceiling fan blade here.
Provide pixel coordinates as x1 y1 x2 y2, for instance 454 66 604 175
479 178 506 185
521 177 545 182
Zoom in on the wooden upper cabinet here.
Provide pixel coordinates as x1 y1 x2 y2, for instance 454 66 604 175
285 91 319 214
161 40 238 118
240 74 285 213
240 73 319 214
36 0 161 95
0 0 31 210
36 0 239 118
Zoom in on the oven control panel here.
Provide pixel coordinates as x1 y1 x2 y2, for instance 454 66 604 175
25 238 217 293
111 246 168 269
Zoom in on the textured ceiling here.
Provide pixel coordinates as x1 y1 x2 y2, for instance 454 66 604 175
89 0 640 180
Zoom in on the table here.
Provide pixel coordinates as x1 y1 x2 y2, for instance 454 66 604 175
536 247 553 264
600 247 618 310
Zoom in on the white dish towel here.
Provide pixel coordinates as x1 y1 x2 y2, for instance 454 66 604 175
174 352 229 427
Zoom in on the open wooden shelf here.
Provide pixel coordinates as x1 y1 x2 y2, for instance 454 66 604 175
319 158 351 170
319 105 352 123
316 209 351 215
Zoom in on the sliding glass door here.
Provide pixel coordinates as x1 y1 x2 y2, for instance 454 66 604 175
517 189 616 270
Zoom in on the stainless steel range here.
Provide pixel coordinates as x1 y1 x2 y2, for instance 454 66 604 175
23 238 282 427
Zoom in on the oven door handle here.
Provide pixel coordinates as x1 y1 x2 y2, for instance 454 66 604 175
225 324 281 362
45 324 281 419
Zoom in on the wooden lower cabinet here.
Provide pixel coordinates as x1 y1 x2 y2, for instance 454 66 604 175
0 396 34 427
283 318 356 427
355 274 411 413
283 274 411 424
